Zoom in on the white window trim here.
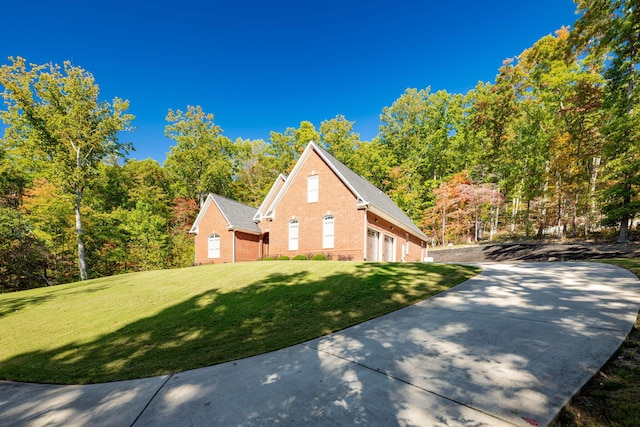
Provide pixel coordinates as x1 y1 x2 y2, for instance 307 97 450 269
323 215 334 249
208 234 220 259
288 220 299 251
307 175 319 203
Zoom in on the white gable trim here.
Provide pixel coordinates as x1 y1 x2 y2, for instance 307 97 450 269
254 173 287 222
189 194 234 234
311 142 363 201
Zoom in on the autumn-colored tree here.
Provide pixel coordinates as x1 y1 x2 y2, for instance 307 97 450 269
167 197 199 267
20 178 76 283
422 172 503 245
516 28 606 238
571 0 640 242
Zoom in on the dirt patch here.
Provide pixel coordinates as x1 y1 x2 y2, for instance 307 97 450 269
428 242 640 263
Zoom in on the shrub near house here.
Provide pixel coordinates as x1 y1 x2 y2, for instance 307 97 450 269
190 141 429 264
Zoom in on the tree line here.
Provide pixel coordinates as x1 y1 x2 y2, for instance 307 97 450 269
1 0 638 290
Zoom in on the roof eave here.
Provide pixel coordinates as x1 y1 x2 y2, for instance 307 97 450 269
366 204 428 241
226 225 262 235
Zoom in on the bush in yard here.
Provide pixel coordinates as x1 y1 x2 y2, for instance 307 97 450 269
262 256 274 261
278 255 290 261
293 254 307 260
311 254 327 260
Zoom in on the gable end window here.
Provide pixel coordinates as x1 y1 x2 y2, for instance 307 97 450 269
323 215 334 249
208 234 220 258
307 175 319 203
288 220 299 251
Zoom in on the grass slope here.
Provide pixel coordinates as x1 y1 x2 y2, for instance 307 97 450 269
0 261 479 384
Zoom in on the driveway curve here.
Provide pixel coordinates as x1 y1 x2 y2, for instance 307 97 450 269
1 262 639 426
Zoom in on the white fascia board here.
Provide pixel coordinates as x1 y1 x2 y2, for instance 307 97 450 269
253 174 286 222
312 142 363 201
226 225 262 235
189 194 215 234
365 204 428 241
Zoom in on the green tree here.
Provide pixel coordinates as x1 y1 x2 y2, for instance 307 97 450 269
0 206 50 291
266 121 320 173
232 138 274 206
164 105 237 207
84 159 173 276
0 57 134 280
319 115 361 170
167 197 199 268
0 147 27 209
571 0 640 242
378 88 464 221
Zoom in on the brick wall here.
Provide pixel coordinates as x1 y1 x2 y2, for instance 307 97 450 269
265 150 366 260
235 231 261 262
193 201 234 264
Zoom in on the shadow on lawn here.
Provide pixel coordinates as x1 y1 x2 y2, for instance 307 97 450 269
0 284 109 319
0 262 477 384
2 263 640 426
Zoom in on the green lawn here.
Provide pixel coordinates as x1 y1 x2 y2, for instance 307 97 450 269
0 261 480 384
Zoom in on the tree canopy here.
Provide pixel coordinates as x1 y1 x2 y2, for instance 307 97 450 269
0 57 134 281
1 1 639 290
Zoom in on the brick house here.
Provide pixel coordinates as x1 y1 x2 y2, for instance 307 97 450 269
190 194 263 264
191 141 429 263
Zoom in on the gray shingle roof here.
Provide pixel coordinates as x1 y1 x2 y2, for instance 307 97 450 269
210 194 261 233
312 142 427 240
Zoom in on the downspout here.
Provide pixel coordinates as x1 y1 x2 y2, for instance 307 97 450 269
232 229 236 263
363 205 368 261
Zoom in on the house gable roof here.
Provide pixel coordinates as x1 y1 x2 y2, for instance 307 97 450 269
253 173 287 222
264 141 428 240
189 194 261 235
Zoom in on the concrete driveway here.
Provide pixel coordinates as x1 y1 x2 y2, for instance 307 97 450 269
1 262 639 426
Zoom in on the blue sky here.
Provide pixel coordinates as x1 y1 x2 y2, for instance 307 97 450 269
2 1 579 163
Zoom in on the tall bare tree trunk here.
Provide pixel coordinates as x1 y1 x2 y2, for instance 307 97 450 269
618 185 632 243
75 189 88 281
537 161 550 237
510 196 519 233
586 156 601 236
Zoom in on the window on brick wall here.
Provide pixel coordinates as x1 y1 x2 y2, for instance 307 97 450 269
208 234 220 258
288 220 299 251
323 216 334 249
405 233 409 255
307 175 318 203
